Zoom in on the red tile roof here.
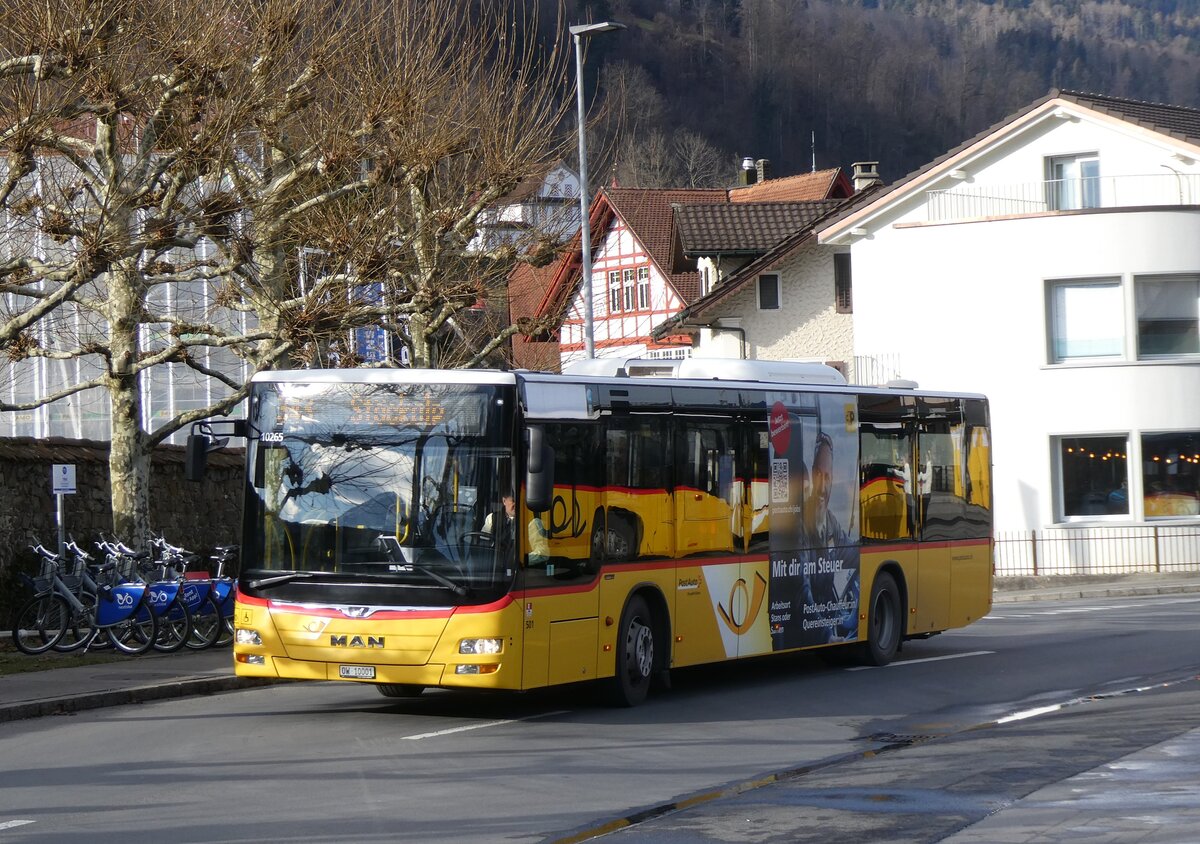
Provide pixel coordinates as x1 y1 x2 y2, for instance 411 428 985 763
535 170 852 327
507 259 563 370
729 168 851 202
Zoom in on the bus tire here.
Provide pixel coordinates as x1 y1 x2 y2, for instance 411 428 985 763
863 571 902 666
607 595 655 707
376 683 424 698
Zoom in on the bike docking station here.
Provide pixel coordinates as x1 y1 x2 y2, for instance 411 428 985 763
51 463 76 558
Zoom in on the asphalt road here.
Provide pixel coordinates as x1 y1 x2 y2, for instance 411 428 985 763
1 593 1198 843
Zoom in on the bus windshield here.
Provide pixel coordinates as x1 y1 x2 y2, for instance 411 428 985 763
244 380 515 596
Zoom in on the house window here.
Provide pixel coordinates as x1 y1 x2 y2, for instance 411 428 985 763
1057 435 1129 518
1047 154 1100 211
608 270 621 313
1048 279 1123 362
1142 431 1200 518
757 274 780 310
623 268 636 312
834 253 852 314
637 267 650 310
1136 275 1200 357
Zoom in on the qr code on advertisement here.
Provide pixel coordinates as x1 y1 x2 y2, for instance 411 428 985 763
771 458 789 503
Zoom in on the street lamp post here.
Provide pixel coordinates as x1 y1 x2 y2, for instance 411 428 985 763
570 21 624 359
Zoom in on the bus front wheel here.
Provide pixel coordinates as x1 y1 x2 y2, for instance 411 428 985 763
607 595 656 707
863 571 902 666
376 683 424 698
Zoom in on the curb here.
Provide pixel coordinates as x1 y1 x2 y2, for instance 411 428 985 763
0 675 278 724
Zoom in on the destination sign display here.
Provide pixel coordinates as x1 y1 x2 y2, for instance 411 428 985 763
267 383 488 435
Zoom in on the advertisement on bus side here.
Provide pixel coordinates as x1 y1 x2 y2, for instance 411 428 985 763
767 392 860 650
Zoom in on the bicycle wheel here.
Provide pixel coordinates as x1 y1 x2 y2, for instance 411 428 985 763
185 593 223 650
152 595 192 653
105 602 159 655
53 592 98 653
216 615 234 648
12 594 70 655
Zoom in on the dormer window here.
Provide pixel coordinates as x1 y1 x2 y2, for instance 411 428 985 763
1047 154 1100 210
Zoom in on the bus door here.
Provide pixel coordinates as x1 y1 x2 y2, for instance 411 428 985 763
858 394 920 629
520 422 602 690
674 416 755 664
944 399 993 622
915 397 960 634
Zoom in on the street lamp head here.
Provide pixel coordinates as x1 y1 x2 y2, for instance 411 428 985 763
570 21 626 38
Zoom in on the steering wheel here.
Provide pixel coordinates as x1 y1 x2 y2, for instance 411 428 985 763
459 531 494 549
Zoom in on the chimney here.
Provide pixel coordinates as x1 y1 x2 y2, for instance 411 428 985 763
738 156 756 186
852 161 881 192
755 158 771 183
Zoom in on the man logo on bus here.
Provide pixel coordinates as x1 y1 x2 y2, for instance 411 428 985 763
716 572 767 635
330 635 385 648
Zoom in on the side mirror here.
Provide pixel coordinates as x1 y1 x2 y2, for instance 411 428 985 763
185 433 210 482
184 418 249 482
525 425 554 513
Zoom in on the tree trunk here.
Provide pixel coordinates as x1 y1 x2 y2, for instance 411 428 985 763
409 311 432 369
106 257 151 548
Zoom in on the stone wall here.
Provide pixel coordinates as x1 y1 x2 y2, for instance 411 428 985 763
1 437 244 619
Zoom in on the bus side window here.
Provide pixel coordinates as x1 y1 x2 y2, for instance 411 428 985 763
677 419 738 555
918 398 972 542
858 394 916 543
745 420 771 553
602 417 670 561
962 399 993 538
540 423 602 572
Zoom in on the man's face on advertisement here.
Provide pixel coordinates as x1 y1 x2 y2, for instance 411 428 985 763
811 439 833 527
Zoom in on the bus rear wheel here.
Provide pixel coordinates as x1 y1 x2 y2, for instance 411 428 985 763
376 683 424 698
607 595 656 707
863 571 902 666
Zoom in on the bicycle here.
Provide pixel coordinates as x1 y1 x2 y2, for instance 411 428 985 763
148 536 223 650
98 537 194 654
11 544 159 656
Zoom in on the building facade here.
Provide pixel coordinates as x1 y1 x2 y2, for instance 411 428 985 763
816 90 1200 551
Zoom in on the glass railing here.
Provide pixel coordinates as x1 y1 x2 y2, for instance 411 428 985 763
926 173 1200 222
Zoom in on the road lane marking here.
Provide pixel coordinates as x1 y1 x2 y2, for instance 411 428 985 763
845 650 994 671
0 821 35 831
996 703 1063 723
401 709 568 740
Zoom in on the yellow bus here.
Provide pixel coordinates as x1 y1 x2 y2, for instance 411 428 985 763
187 359 992 706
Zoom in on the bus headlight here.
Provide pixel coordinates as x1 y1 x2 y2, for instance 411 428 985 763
235 628 263 646
459 637 503 655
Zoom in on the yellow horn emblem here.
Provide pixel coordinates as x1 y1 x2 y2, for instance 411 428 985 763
717 571 767 635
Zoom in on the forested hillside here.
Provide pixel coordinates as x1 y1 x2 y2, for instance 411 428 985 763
559 0 1200 183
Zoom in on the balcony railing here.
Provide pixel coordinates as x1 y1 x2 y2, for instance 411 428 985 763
926 173 1200 222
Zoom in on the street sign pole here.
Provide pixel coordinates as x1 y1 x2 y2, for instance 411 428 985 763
51 464 77 558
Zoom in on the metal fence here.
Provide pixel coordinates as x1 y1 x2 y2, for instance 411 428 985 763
994 526 1200 576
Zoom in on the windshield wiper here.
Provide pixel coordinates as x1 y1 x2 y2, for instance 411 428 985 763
247 572 317 589
408 563 468 596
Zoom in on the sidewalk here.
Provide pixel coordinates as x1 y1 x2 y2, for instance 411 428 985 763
0 647 265 723
992 571 1200 603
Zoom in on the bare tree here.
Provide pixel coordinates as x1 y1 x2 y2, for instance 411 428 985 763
0 0 573 543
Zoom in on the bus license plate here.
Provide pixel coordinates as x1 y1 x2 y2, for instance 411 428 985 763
339 665 376 680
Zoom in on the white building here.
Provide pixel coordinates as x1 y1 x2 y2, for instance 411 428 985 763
817 90 1200 551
